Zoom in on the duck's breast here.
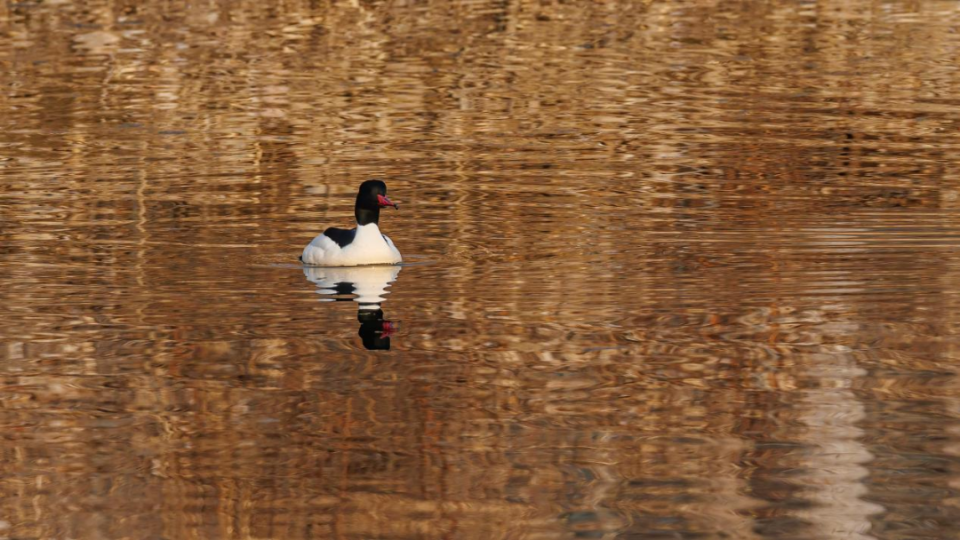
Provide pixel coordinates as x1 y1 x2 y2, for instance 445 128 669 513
340 224 402 265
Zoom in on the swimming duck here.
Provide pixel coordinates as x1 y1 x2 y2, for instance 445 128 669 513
300 180 402 266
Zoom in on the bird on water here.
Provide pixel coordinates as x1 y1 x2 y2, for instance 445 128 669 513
300 179 402 266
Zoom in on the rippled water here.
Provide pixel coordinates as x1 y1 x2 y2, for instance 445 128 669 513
3 1 960 538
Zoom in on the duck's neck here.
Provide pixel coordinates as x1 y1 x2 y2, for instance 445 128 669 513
355 222 381 233
356 206 379 226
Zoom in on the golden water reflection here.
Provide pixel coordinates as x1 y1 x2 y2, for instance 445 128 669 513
2 0 960 538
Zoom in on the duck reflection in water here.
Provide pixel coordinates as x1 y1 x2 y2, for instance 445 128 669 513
302 266 400 350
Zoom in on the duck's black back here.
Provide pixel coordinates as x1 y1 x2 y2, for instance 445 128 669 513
323 227 357 248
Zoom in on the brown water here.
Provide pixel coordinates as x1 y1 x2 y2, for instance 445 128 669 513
2 1 960 538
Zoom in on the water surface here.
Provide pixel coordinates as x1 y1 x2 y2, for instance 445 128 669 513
3 1 960 538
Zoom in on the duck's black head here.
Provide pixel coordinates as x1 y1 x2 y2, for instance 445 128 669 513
355 179 398 226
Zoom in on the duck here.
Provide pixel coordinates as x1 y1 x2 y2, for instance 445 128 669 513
300 179 402 266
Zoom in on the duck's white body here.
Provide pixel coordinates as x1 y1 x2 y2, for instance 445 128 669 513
301 223 402 267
